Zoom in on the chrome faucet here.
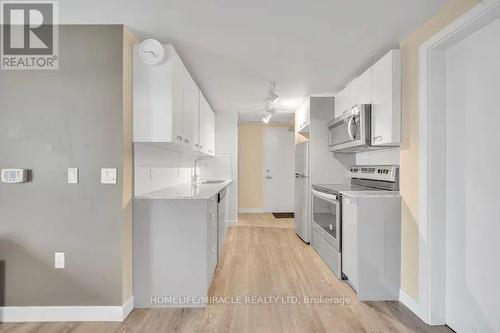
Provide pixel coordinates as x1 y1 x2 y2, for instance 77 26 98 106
192 158 205 183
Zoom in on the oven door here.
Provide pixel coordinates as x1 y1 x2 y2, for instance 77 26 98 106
311 189 341 251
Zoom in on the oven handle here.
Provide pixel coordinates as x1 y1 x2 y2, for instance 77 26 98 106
312 189 339 202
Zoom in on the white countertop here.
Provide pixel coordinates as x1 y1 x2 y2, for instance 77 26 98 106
135 180 232 200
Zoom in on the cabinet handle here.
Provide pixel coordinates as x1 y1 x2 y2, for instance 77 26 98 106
176 135 183 141
211 246 216 254
373 136 384 141
200 145 204 150
184 138 189 144
212 214 216 221
194 144 199 149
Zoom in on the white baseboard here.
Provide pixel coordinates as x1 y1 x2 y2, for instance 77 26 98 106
0 295 134 322
122 295 134 320
399 289 424 320
238 208 264 213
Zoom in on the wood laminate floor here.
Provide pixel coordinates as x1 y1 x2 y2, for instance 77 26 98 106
0 213 452 333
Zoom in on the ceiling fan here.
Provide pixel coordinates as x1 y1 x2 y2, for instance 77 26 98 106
239 82 295 123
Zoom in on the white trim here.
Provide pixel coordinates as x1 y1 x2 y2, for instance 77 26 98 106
0 296 134 322
399 289 424 320
121 295 134 320
418 0 500 325
238 208 264 213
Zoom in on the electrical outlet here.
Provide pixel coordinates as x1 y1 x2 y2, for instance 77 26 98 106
67 168 78 184
55 252 65 269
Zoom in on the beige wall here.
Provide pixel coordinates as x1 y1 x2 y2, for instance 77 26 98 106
399 0 478 299
238 123 290 209
239 123 264 209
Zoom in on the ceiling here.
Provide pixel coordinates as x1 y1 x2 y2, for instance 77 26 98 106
238 111 294 124
61 0 447 113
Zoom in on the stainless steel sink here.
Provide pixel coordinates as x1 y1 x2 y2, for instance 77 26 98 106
201 180 225 184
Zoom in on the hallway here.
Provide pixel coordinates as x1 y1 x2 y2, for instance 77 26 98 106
0 214 452 333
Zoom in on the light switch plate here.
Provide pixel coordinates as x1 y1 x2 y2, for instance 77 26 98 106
67 168 78 184
101 168 117 184
55 252 65 269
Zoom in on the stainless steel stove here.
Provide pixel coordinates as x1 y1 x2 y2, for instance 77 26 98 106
310 165 399 279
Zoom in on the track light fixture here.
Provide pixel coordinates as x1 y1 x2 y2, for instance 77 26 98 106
267 82 280 105
262 112 272 124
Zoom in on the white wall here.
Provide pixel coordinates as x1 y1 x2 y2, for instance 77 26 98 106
134 144 195 195
212 112 239 223
134 113 238 225
444 15 500 333
355 147 400 166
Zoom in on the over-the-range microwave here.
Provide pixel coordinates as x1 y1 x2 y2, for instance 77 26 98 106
327 104 371 153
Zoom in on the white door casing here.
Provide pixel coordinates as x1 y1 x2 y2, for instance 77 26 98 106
263 127 295 212
417 0 500 327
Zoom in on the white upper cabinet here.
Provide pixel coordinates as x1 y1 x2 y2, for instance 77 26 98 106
133 44 215 156
371 50 401 146
181 65 199 149
295 99 310 133
334 49 401 147
199 92 216 156
334 84 350 119
350 67 372 108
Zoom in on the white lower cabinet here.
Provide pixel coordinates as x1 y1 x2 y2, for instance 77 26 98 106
207 197 218 284
341 193 401 301
133 193 225 308
341 196 358 290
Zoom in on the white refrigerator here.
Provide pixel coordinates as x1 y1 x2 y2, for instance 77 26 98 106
294 141 310 242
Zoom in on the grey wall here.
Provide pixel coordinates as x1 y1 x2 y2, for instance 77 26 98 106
0 25 130 306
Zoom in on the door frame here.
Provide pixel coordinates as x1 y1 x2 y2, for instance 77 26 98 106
417 0 500 325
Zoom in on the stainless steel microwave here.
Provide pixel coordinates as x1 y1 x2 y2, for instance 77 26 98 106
328 104 371 153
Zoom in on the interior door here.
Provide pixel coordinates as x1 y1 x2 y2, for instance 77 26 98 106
444 16 500 333
263 127 295 212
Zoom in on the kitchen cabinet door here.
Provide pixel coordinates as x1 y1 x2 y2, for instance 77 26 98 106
198 92 208 153
206 106 215 156
342 195 358 290
371 50 401 146
198 92 215 155
295 100 310 132
172 56 185 144
350 67 372 108
334 85 350 119
182 66 199 149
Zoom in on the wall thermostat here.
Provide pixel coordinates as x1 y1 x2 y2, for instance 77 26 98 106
1 169 29 183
